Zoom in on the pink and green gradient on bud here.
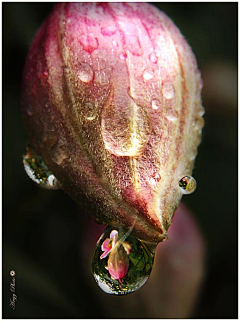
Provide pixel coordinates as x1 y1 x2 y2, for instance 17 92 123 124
22 3 204 245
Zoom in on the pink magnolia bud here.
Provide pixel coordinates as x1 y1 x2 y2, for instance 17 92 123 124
22 3 204 244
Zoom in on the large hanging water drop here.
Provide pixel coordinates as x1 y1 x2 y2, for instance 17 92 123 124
23 146 60 189
91 226 156 295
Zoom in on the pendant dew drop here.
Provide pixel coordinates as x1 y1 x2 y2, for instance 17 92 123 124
91 226 156 295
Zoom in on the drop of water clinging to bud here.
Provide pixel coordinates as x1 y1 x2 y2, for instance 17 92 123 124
23 146 60 189
91 226 156 295
179 176 197 194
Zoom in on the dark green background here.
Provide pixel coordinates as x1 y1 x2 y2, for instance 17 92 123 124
3 2 237 318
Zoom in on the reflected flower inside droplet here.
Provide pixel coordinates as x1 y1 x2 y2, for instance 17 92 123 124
91 226 156 295
23 146 60 190
179 176 197 194
100 229 131 282
100 229 118 258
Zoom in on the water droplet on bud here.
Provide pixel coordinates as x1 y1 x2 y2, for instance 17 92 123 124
198 106 205 117
84 102 96 120
119 53 127 60
165 109 178 122
143 69 154 81
23 147 60 189
77 63 94 83
162 82 175 99
151 99 161 110
91 226 156 295
78 34 99 53
149 52 158 63
101 91 151 157
179 176 197 194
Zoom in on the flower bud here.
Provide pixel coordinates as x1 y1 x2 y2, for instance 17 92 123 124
107 245 130 283
22 3 204 244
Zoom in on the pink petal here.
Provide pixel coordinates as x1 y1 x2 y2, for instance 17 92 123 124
101 238 112 251
101 238 110 251
107 246 129 281
100 247 112 259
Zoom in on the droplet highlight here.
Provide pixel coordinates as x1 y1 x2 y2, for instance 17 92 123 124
101 90 151 157
162 82 175 99
101 26 117 36
165 109 178 122
179 176 197 194
151 99 161 110
23 146 60 189
149 52 158 63
143 69 154 81
119 53 127 60
78 34 99 54
91 226 155 295
84 102 96 121
77 63 93 83
198 106 205 117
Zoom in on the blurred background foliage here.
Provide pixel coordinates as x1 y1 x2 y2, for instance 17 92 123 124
3 2 237 318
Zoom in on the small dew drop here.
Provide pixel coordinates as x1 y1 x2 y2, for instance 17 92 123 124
101 91 151 157
77 63 94 83
91 226 156 295
84 102 96 121
198 106 205 117
195 117 205 131
158 35 165 42
179 176 197 195
78 34 99 53
151 99 161 110
149 52 158 63
112 40 118 47
101 26 117 36
26 109 34 116
196 72 204 90
119 53 127 60
43 71 48 76
165 108 178 122
23 147 60 190
162 82 175 100
166 114 177 122
143 69 154 81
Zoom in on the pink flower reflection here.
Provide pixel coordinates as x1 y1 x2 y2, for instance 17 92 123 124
100 229 132 282
100 230 118 259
